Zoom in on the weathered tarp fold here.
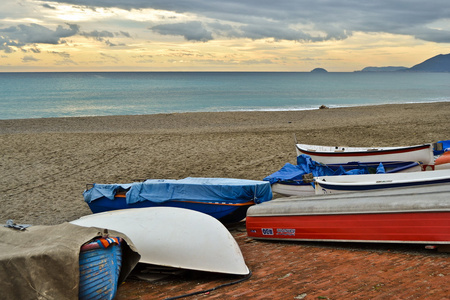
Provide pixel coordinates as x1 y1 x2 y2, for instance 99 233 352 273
0 222 140 300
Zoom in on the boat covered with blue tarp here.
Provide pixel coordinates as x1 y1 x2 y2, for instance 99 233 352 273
264 154 382 186
84 177 272 223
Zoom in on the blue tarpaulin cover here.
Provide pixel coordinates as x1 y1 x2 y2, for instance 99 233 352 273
434 140 450 156
84 177 272 205
263 155 385 185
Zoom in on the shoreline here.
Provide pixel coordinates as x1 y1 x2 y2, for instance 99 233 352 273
1 102 450 225
2 100 450 130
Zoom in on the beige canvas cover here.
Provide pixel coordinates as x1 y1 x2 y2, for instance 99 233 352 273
0 222 140 300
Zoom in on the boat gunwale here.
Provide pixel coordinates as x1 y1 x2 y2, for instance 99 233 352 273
296 143 432 157
246 208 450 217
314 176 450 188
247 235 450 245
313 169 450 191
247 184 450 216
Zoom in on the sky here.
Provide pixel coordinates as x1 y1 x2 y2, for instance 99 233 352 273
0 0 449 72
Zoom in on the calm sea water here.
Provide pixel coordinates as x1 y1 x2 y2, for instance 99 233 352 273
1 72 449 120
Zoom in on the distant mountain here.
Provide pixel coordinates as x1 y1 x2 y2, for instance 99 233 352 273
355 53 450 73
357 66 408 72
407 54 450 72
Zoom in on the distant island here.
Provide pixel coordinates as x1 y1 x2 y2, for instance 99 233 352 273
311 68 328 73
356 53 450 72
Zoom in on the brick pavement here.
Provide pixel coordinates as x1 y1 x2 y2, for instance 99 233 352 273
116 222 449 300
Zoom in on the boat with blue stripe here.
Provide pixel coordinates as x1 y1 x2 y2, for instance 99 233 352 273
315 169 450 194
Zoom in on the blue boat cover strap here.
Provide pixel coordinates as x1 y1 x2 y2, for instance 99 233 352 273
84 177 272 205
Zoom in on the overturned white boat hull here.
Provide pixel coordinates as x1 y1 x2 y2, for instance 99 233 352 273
71 207 249 275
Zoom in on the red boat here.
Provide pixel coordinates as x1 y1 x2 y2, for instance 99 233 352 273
246 184 450 247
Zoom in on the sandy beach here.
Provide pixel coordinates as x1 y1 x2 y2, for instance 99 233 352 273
1 102 450 299
2 102 450 225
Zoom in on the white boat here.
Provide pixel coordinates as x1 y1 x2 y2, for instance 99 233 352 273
295 143 434 166
71 207 249 275
315 169 450 194
269 160 422 197
271 182 315 197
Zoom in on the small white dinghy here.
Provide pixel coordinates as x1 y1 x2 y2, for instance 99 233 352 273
315 169 450 194
71 207 249 275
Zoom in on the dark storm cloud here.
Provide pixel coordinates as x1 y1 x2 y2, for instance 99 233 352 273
41 0 450 43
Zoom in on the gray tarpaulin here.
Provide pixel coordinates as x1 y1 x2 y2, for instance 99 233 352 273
0 222 140 300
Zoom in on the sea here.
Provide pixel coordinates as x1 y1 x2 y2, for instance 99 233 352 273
1 72 450 120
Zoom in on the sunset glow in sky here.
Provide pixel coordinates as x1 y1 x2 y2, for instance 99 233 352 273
1 0 449 72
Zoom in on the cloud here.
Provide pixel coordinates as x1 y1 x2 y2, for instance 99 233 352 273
99 52 120 62
42 3 56 9
0 36 21 53
119 31 131 38
22 55 39 62
0 23 79 52
150 21 213 42
134 54 154 63
79 30 132 46
49 51 71 58
80 30 114 41
41 0 450 44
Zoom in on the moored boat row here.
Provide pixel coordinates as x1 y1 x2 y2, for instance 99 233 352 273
248 139 450 251
266 139 450 197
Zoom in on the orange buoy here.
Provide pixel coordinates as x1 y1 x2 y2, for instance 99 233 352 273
435 150 450 170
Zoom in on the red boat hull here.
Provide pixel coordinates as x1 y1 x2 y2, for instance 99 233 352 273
246 212 450 244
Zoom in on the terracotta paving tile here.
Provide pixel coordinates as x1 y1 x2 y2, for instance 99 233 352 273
116 222 449 300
